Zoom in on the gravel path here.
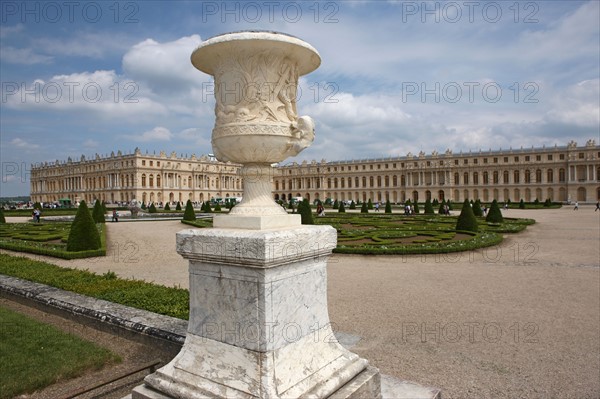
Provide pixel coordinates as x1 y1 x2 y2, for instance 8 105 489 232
3 207 599 398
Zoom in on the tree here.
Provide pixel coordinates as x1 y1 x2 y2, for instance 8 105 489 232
367 199 373 210
519 199 525 209
385 201 392 213
0 207 6 223
543 198 551 207
164 203 171 211
66 200 101 251
338 201 346 213
456 199 478 232
149 203 158 213
92 200 106 223
486 199 504 223
349 200 356 210
472 199 483 217
360 201 368 213
183 200 196 221
424 199 434 215
298 199 314 224
176 201 182 211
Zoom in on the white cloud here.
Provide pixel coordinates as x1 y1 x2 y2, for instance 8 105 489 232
83 139 99 149
2 69 168 117
10 138 40 149
129 126 173 142
122 35 204 92
0 24 24 38
0 46 53 65
545 79 600 128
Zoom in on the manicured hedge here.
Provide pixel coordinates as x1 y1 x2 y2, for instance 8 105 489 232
0 222 106 259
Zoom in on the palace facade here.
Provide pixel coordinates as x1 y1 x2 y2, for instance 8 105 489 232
273 140 600 204
30 148 243 205
30 140 600 206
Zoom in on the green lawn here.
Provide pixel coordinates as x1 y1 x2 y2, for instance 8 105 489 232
0 306 121 399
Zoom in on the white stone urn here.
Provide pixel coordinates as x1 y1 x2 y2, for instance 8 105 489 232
191 31 321 229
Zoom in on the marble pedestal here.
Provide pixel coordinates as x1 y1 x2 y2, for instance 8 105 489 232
130 225 381 399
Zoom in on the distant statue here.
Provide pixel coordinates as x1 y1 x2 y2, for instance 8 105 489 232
129 199 141 218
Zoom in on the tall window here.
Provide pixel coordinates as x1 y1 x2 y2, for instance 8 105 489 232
559 168 566 182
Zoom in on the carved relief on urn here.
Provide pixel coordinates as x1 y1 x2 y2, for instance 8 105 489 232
191 31 321 164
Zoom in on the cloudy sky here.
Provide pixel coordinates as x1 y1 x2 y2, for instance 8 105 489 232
1 0 599 196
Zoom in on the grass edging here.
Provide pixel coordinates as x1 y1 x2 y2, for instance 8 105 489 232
0 253 189 320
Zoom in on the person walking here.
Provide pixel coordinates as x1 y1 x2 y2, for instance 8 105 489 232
573 201 579 211
595 201 599 212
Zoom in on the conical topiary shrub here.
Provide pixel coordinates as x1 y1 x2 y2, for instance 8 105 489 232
385 201 392 213
361 201 368 213
424 199 434 214
298 199 314 224
456 199 478 232
92 200 106 223
367 199 373 210
338 201 346 213
176 202 182 211
519 199 525 209
149 203 157 213
543 198 551 207
413 201 420 214
349 200 356 210
164 203 171 211
472 199 483 217
203 201 212 213
66 200 101 251
0 207 6 223
214 203 222 212
183 200 196 221
486 199 504 223
333 200 339 210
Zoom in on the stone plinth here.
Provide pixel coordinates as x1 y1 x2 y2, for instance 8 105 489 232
131 225 381 398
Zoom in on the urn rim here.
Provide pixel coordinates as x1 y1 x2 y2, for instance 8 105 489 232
191 30 321 76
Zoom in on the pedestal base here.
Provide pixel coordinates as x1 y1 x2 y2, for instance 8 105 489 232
126 225 381 399
130 365 380 399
